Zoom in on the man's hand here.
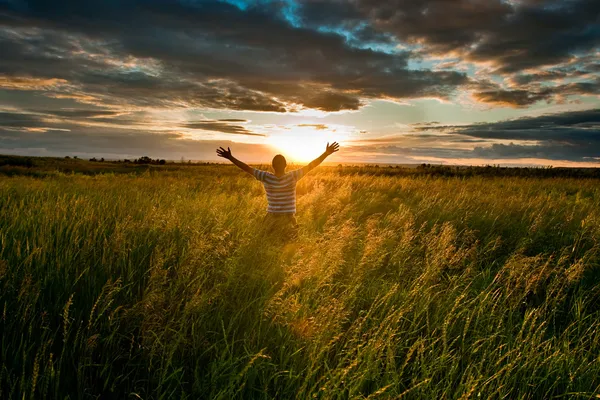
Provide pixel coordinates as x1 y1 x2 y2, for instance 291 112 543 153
301 142 340 176
216 146 254 175
216 147 233 160
325 142 340 156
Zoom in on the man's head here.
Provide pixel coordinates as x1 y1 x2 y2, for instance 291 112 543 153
272 154 287 174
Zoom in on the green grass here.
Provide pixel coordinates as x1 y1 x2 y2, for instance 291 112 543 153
1 165 599 399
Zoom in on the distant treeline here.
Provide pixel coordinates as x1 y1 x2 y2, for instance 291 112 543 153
1 155 600 179
0 155 35 168
335 163 600 179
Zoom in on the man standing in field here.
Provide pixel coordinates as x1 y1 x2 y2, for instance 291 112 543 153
216 142 340 235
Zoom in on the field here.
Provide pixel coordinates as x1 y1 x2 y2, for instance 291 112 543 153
1 162 599 399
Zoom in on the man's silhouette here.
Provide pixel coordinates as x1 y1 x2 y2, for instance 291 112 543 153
216 142 340 235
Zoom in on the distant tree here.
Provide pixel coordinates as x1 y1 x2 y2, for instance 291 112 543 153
136 156 152 164
89 157 97 162
100 158 105 162
123 159 130 163
159 159 166 165
73 156 78 159
64 156 70 159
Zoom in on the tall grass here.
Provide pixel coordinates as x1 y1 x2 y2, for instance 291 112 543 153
0 166 599 399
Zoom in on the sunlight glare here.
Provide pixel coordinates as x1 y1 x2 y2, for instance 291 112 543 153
267 125 346 162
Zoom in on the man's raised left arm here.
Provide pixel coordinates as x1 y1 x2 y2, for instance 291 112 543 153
216 146 254 176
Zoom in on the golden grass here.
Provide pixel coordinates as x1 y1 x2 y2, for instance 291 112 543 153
0 165 599 398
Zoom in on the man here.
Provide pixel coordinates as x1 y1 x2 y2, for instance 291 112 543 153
216 142 340 234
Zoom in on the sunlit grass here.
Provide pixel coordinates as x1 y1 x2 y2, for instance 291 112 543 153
0 166 599 398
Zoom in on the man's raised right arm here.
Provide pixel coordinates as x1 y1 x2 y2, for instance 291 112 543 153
301 142 340 175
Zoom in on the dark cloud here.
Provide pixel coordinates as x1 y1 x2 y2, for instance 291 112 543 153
509 69 583 86
0 111 50 129
472 88 555 107
298 0 600 107
301 91 363 112
297 0 394 47
345 108 600 164
181 120 264 136
300 0 600 73
447 108 600 139
0 0 467 113
2 0 594 113
471 72 600 107
471 142 599 161
413 108 600 161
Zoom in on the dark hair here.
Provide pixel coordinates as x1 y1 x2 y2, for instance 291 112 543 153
272 154 287 172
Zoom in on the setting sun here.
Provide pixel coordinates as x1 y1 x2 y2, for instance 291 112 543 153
267 125 346 163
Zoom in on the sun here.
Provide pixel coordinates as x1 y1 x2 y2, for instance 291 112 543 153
267 125 346 163
269 135 325 163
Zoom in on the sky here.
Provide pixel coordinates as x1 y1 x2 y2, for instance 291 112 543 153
0 0 599 166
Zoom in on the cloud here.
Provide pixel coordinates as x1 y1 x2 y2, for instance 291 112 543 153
341 108 600 164
0 0 598 163
431 108 600 139
297 0 600 107
471 142 598 161
3 106 599 164
0 0 468 113
471 88 555 107
0 109 272 159
296 124 329 130
0 125 273 161
0 111 51 129
181 120 264 136
0 76 68 90
2 0 594 113
0 106 264 137
300 0 600 72
34 109 124 118
216 119 249 123
412 108 600 161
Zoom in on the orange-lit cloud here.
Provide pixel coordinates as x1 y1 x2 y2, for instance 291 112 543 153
0 77 67 90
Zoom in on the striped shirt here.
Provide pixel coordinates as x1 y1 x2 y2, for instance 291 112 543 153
253 168 306 213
